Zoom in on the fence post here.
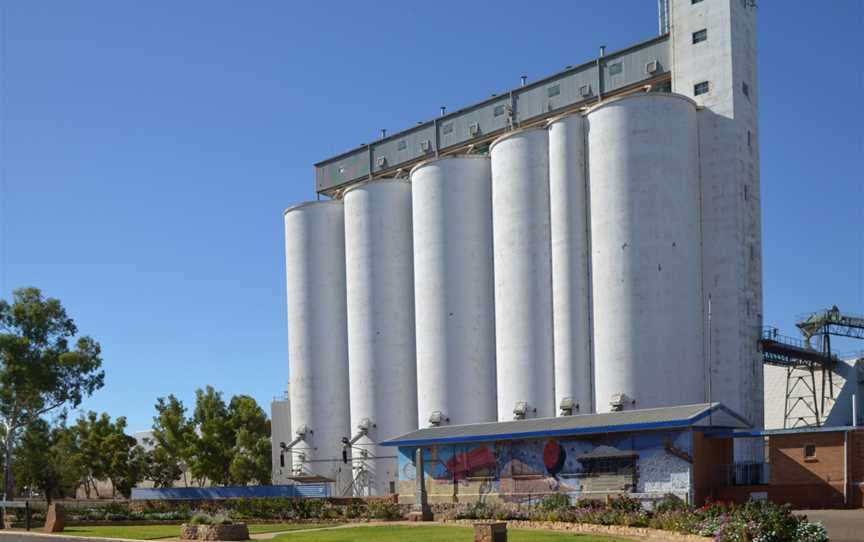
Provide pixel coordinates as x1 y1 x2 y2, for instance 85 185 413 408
25 501 30 531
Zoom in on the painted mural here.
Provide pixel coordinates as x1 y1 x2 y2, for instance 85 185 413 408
397 430 693 503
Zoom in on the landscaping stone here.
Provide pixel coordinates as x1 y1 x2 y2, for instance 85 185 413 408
449 518 713 541
196 523 250 541
179 522 249 540
179 524 198 539
474 521 507 542
44 503 65 533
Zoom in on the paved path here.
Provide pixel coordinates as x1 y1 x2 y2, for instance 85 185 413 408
797 509 864 542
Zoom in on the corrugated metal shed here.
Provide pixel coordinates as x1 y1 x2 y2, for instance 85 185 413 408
382 403 750 447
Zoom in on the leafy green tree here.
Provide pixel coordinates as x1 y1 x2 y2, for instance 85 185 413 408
51 419 87 498
151 395 195 486
0 287 105 499
75 412 144 497
75 411 114 496
144 444 184 488
12 418 83 503
227 395 271 485
189 386 234 486
103 415 146 498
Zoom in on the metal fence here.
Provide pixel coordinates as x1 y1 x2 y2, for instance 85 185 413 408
715 463 770 487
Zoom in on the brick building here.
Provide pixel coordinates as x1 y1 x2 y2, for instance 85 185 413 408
714 427 864 509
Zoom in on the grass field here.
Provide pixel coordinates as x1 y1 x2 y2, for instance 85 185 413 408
271 525 632 542
61 523 326 540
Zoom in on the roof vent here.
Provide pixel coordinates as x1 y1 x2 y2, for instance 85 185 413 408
513 401 530 420
428 411 448 427
609 393 627 412
559 397 578 416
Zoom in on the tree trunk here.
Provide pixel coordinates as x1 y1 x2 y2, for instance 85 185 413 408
3 429 16 501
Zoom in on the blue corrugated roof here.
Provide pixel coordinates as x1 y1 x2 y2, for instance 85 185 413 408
731 425 859 438
382 403 750 447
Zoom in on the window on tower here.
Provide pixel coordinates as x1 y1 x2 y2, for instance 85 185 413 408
694 81 710 96
692 29 708 44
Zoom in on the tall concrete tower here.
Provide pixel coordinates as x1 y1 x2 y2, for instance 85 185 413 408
669 0 763 459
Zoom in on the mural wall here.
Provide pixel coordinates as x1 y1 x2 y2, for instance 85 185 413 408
397 430 694 504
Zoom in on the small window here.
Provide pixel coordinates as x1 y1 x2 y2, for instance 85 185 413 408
397 140 407 151
744 184 749 201
609 62 623 76
692 29 708 44
742 81 750 97
442 122 453 134
747 130 752 148
547 84 561 97
804 444 816 459
694 81 710 96
493 104 507 117
279 453 285 468
692 0 704 4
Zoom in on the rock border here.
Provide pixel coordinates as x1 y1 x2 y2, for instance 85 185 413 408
442 518 713 541
179 523 250 541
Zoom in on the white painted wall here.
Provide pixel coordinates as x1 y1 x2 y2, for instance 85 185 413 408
490 128 556 420
588 94 705 413
548 115 593 415
670 0 763 459
344 179 417 495
412 156 497 427
764 358 864 430
284 202 351 486
270 395 292 485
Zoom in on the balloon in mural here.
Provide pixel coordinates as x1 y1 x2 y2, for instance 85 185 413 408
543 440 566 475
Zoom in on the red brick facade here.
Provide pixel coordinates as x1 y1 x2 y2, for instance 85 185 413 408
714 428 864 509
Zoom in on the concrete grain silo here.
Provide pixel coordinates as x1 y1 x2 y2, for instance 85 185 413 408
343 179 417 495
490 128 555 420
547 114 593 416
411 156 497 428
587 93 705 413
283 201 351 488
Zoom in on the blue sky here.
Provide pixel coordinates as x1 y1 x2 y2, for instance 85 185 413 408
1 1 861 432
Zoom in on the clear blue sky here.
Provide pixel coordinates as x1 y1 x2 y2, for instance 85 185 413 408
1 1 862 432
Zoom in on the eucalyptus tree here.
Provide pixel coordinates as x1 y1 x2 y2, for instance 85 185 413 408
0 287 104 500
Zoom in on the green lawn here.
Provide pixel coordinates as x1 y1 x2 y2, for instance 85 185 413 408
271 525 631 542
61 523 326 540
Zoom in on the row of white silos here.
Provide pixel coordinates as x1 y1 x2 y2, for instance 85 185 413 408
283 92 710 495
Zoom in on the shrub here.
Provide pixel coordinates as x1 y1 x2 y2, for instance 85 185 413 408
538 493 571 512
366 501 402 520
654 493 687 515
211 513 233 525
607 495 641 513
189 512 213 525
344 502 366 519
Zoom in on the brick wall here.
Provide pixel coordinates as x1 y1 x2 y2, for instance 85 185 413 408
716 429 863 509
769 431 846 486
692 432 733 505
850 430 864 483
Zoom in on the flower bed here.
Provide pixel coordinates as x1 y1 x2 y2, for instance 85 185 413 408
446 495 829 542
